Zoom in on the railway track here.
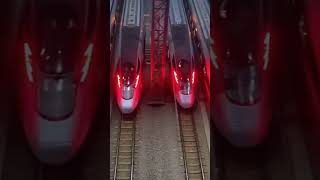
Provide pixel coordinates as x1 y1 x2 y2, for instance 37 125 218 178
177 105 207 180
112 115 136 180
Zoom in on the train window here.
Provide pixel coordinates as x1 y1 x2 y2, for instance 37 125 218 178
224 64 261 105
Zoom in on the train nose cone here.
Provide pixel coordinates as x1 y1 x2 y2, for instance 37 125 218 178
213 94 267 147
178 93 194 109
36 116 74 164
220 100 266 147
120 98 134 114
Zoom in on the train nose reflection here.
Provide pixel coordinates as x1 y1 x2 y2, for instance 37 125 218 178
214 94 265 147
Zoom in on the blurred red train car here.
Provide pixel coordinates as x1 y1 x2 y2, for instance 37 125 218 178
18 0 106 164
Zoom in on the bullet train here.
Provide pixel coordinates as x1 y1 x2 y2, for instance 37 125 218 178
169 0 197 109
183 0 212 108
18 0 105 164
114 0 144 114
212 0 273 147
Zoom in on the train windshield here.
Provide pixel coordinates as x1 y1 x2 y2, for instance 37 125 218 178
224 63 261 105
176 59 194 95
38 4 81 77
37 4 79 120
121 63 136 100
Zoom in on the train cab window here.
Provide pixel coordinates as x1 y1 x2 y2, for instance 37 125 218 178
121 63 135 86
224 63 261 105
175 58 194 95
38 4 81 76
176 59 192 81
121 63 135 100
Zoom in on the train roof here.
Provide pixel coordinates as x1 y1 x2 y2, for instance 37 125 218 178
191 0 210 40
123 0 142 27
171 25 192 59
169 0 187 25
120 27 140 63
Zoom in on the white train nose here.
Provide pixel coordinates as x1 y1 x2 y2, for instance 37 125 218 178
215 96 266 147
178 93 194 109
120 98 135 114
36 115 73 164
223 114 266 147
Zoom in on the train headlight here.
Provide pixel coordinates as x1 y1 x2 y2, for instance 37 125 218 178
134 75 140 88
24 43 34 82
174 71 179 84
192 71 195 84
117 74 121 88
80 43 94 82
